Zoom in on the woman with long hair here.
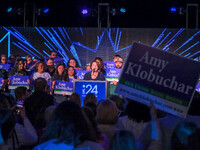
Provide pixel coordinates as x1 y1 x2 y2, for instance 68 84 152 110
9 59 28 76
66 66 79 82
34 101 103 150
52 64 68 81
95 57 105 74
67 58 79 69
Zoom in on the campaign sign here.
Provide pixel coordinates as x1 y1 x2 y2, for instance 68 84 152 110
47 82 52 90
115 43 200 118
106 68 121 82
54 81 73 95
76 70 90 80
0 78 3 88
103 61 115 69
44 57 63 66
9 75 29 89
0 63 11 71
195 82 200 93
54 58 63 66
74 80 107 106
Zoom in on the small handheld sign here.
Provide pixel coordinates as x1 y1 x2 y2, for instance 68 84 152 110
54 81 73 95
106 68 121 82
9 75 29 89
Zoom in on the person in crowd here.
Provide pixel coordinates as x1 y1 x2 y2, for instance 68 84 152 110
110 130 137 150
68 93 81 106
32 62 51 82
85 63 91 70
84 93 97 106
9 59 29 76
67 58 79 69
117 100 151 139
51 64 68 103
109 95 126 117
33 58 38 62
0 55 7 64
8 55 16 65
96 100 119 142
170 121 200 150
0 93 38 149
45 58 55 77
113 54 121 62
115 57 123 69
84 60 105 81
50 51 57 58
95 57 105 74
66 66 79 82
26 55 37 71
14 86 27 101
52 64 68 81
34 101 104 150
44 105 56 125
24 78 54 132
138 91 200 150
15 55 21 61
82 106 109 150
85 102 97 117
0 68 8 92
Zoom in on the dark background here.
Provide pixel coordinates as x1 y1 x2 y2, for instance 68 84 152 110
0 0 200 28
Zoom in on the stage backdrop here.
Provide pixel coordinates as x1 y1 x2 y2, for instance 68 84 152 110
0 27 200 68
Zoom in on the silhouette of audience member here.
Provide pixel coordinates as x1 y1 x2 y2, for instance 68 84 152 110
110 130 137 150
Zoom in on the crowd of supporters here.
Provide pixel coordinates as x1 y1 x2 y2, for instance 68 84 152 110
0 52 200 150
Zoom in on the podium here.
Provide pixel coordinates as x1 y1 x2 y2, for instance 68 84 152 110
73 80 108 106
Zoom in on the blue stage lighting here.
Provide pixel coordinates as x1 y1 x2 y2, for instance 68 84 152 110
7 7 12 13
82 9 88 15
120 8 126 13
170 7 177 12
43 8 49 13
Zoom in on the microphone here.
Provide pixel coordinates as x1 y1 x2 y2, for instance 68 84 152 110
92 69 95 75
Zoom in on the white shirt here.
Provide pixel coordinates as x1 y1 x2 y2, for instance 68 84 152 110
32 72 51 82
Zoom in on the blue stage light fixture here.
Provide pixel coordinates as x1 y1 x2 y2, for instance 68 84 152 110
43 8 49 13
7 7 12 13
120 8 126 13
82 9 88 15
170 7 177 12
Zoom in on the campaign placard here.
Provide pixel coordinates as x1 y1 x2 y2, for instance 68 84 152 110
195 82 200 93
74 80 107 106
54 80 73 95
0 78 3 88
103 61 115 69
9 75 29 89
115 43 200 118
54 58 63 66
76 70 90 80
0 63 11 71
44 57 63 66
106 68 121 82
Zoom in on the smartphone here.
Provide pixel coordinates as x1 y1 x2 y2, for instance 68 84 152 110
16 101 23 114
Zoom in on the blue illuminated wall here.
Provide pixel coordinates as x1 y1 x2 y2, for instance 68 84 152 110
0 27 200 68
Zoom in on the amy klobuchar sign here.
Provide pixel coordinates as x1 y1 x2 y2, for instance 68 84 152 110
106 68 121 81
9 75 29 89
115 43 200 118
54 81 73 95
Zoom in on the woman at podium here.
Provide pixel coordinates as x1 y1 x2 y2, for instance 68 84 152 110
84 60 105 81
